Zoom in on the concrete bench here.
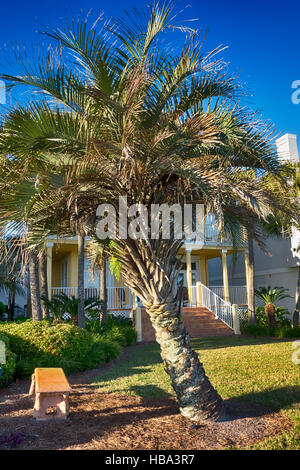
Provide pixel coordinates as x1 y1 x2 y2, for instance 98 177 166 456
29 368 72 421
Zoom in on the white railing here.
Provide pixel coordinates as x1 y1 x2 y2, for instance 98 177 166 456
197 282 234 329
208 286 247 306
52 286 78 298
185 223 246 247
186 283 234 329
51 286 132 310
107 287 132 309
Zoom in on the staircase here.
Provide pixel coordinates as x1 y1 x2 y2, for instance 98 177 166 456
182 307 234 337
138 306 234 341
136 283 237 341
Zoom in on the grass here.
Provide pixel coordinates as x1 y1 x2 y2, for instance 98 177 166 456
93 336 300 450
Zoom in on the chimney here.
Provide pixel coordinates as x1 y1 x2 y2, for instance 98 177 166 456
275 133 299 163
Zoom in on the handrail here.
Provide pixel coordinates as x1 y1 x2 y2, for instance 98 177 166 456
197 282 234 329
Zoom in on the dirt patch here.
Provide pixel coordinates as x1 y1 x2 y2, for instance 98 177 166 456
0 346 293 450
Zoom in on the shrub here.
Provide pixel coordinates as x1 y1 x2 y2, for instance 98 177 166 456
103 324 137 346
0 316 131 384
0 320 109 378
242 324 269 337
242 322 300 338
273 326 300 339
86 314 137 346
254 306 291 328
91 336 122 362
0 332 16 387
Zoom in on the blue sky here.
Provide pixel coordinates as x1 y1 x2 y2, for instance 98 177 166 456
0 0 299 149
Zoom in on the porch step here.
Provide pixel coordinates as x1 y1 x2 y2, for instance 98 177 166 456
137 307 234 341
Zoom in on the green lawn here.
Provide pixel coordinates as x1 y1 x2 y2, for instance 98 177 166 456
93 336 300 450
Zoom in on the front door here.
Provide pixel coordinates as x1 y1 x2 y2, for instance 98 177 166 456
178 261 199 287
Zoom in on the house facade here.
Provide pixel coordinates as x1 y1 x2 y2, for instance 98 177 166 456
209 133 300 313
45 224 248 315
2 133 299 324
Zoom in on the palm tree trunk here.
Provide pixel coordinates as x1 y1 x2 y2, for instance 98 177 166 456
265 303 277 328
28 250 42 321
145 301 225 423
247 234 256 324
293 265 300 327
100 255 108 324
7 289 15 321
39 252 49 319
118 238 225 424
26 266 32 318
77 233 85 328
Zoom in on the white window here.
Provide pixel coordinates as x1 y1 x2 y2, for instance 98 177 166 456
61 258 68 287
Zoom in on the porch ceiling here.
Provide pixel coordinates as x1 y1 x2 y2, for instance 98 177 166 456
178 246 245 259
52 243 77 258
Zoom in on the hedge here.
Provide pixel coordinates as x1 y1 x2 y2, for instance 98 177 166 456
242 323 300 338
0 320 124 380
0 332 16 387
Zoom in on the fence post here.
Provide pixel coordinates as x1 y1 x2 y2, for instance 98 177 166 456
197 282 202 306
232 304 240 335
135 307 142 342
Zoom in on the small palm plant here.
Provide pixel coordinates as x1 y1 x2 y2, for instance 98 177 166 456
255 286 291 328
41 293 101 324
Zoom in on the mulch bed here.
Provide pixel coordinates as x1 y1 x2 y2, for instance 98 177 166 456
0 345 293 450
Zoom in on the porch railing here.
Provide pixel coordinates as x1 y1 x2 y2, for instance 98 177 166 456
198 282 234 329
51 286 132 310
187 283 234 329
208 285 247 306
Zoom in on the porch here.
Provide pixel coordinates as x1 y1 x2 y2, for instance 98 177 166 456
51 284 247 310
51 286 133 316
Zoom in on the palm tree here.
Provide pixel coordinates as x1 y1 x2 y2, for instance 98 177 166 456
255 286 291 328
0 262 25 320
0 3 297 423
42 292 100 324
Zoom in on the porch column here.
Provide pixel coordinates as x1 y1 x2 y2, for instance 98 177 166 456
244 250 250 306
46 242 54 300
221 249 230 302
196 204 205 243
200 256 208 285
186 248 193 305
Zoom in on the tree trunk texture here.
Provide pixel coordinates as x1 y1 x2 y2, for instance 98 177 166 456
100 255 108 324
39 252 49 319
26 267 32 318
145 301 225 423
247 235 256 324
28 251 42 321
265 303 277 328
7 289 15 321
293 265 300 328
77 233 85 328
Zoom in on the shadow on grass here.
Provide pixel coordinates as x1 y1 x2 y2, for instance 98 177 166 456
231 385 300 414
92 342 163 388
191 335 296 351
128 384 170 399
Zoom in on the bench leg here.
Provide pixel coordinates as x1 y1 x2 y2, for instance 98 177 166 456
32 392 70 421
